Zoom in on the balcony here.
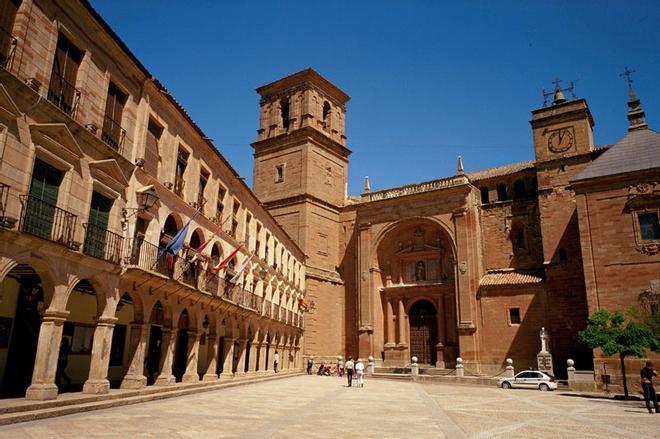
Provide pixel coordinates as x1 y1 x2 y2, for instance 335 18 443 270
263 300 272 318
19 195 78 249
101 114 126 153
47 73 81 118
0 27 17 69
123 238 171 277
83 223 123 264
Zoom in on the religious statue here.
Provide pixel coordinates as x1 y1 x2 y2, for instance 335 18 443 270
539 327 550 353
415 261 426 281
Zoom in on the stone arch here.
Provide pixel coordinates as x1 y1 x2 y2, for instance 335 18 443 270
116 290 144 323
371 216 457 261
0 255 58 309
189 227 204 250
210 242 222 266
160 213 182 246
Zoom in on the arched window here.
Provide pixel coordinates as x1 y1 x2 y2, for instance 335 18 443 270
322 101 331 124
280 98 290 129
512 225 526 251
480 187 490 204
497 184 508 201
513 180 526 199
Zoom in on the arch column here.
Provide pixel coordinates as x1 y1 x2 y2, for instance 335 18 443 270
261 341 270 374
121 322 150 389
219 338 234 380
384 297 395 347
247 340 259 376
235 339 247 377
25 308 69 400
155 327 177 386
83 316 118 394
202 334 219 381
397 299 407 347
182 330 201 382
436 297 446 368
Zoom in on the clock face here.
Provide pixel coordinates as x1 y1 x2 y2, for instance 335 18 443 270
547 128 574 153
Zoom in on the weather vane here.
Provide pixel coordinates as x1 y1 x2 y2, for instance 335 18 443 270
620 67 635 85
542 78 577 107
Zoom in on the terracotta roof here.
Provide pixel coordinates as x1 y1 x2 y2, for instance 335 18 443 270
572 128 660 182
480 269 544 287
467 160 536 181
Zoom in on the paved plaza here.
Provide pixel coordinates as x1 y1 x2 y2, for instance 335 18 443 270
0 375 658 438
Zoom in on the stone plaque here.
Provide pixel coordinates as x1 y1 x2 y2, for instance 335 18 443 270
537 353 553 375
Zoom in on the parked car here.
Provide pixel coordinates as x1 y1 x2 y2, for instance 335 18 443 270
498 370 557 391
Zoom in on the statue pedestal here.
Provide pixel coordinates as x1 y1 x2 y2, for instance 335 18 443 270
537 351 553 376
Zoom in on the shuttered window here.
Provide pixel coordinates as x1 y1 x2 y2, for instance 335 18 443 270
48 33 82 115
144 119 162 177
102 82 127 149
25 159 62 239
83 191 112 258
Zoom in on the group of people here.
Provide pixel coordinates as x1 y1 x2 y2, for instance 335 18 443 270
306 356 366 388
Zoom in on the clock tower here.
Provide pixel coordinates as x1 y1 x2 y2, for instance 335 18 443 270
530 83 594 163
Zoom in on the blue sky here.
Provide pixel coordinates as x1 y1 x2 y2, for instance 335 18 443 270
92 0 659 194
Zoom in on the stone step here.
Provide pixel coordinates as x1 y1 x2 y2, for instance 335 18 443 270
0 372 302 426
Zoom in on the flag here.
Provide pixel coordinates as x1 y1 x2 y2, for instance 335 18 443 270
158 210 199 258
210 243 244 274
230 254 254 284
189 223 223 264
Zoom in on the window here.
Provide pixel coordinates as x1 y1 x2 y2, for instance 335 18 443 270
231 199 240 238
496 184 507 201
512 225 526 251
280 98 290 129
513 180 526 199
83 191 113 259
480 187 490 204
245 213 252 246
48 33 83 116
101 82 127 150
144 119 162 177
275 164 285 183
322 101 331 123
509 308 521 325
198 168 209 207
639 213 660 241
216 186 226 223
174 147 188 197
0 0 19 66
255 224 262 255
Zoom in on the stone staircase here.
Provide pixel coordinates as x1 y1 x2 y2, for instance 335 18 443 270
0 372 302 426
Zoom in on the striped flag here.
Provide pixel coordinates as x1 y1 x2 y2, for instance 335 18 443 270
189 223 223 264
230 254 254 284
210 243 244 274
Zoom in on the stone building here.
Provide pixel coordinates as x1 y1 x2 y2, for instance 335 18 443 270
251 69 657 382
0 0 305 401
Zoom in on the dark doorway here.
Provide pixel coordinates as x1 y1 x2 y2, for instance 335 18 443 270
173 309 189 382
145 301 164 385
1 266 44 397
408 300 438 365
216 336 224 375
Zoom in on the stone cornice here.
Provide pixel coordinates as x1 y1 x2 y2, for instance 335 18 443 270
305 265 344 284
251 126 351 160
357 175 470 204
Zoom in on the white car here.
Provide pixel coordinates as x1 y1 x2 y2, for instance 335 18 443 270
498 370 557 391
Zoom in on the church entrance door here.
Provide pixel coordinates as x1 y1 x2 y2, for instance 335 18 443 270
408 300 438 365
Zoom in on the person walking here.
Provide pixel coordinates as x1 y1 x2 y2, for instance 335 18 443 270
345 356 355 387
641 361 659 414
307 357 314 375
355 358 365 388
274 351 280 373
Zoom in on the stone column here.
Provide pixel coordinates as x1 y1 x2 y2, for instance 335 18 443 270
255 342 265 375
397 299 407 346
155 327 177 386
436 297 446 368
235 339 247 377
83 316 118 394
182 331 201 383
247 341 259 376
357 223 374 359
25 309 69 400
202 334 219 381
121 322 150 389
385 298 395 347
219 338 234 380
261 342 270 374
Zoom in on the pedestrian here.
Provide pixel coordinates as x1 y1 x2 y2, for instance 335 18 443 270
337 356 344 377
56 337 71 387
307 357 314 375
274 350 280 373
355 358 365 387
641 361 659 414
345 356 355 387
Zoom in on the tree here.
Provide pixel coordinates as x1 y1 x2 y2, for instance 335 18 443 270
579 309 660 397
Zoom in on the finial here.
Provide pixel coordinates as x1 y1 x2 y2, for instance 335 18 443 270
457 156 464 175
620 67 647 131
363 176 371 193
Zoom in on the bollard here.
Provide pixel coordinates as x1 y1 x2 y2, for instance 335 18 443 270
566 359 576 382
411 356 419 376
367 356 375 375
456 357 464 377
504 358 514 378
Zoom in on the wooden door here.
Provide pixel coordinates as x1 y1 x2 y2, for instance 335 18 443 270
408 301 438 365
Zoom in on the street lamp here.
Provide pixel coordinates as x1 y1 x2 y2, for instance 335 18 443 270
121 186 160 229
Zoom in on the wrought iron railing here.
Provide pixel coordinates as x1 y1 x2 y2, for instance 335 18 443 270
200 270 220 296
287 310 293 325
123 238 172 277
19 195 78 248
83 223 123 264
273 304 281 322
47 73 81 117
101 114 126 152
263 300 272 318
175 255 198 287
0 27 17 70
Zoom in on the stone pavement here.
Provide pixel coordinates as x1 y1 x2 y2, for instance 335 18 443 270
0 375 658 438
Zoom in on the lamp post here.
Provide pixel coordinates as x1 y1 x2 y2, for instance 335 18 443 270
121 187 160 229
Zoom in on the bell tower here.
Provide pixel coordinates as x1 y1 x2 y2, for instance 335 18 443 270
530 80 594 163
251 69 351 359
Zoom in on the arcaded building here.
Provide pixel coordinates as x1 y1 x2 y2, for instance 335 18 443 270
0 0 305 401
